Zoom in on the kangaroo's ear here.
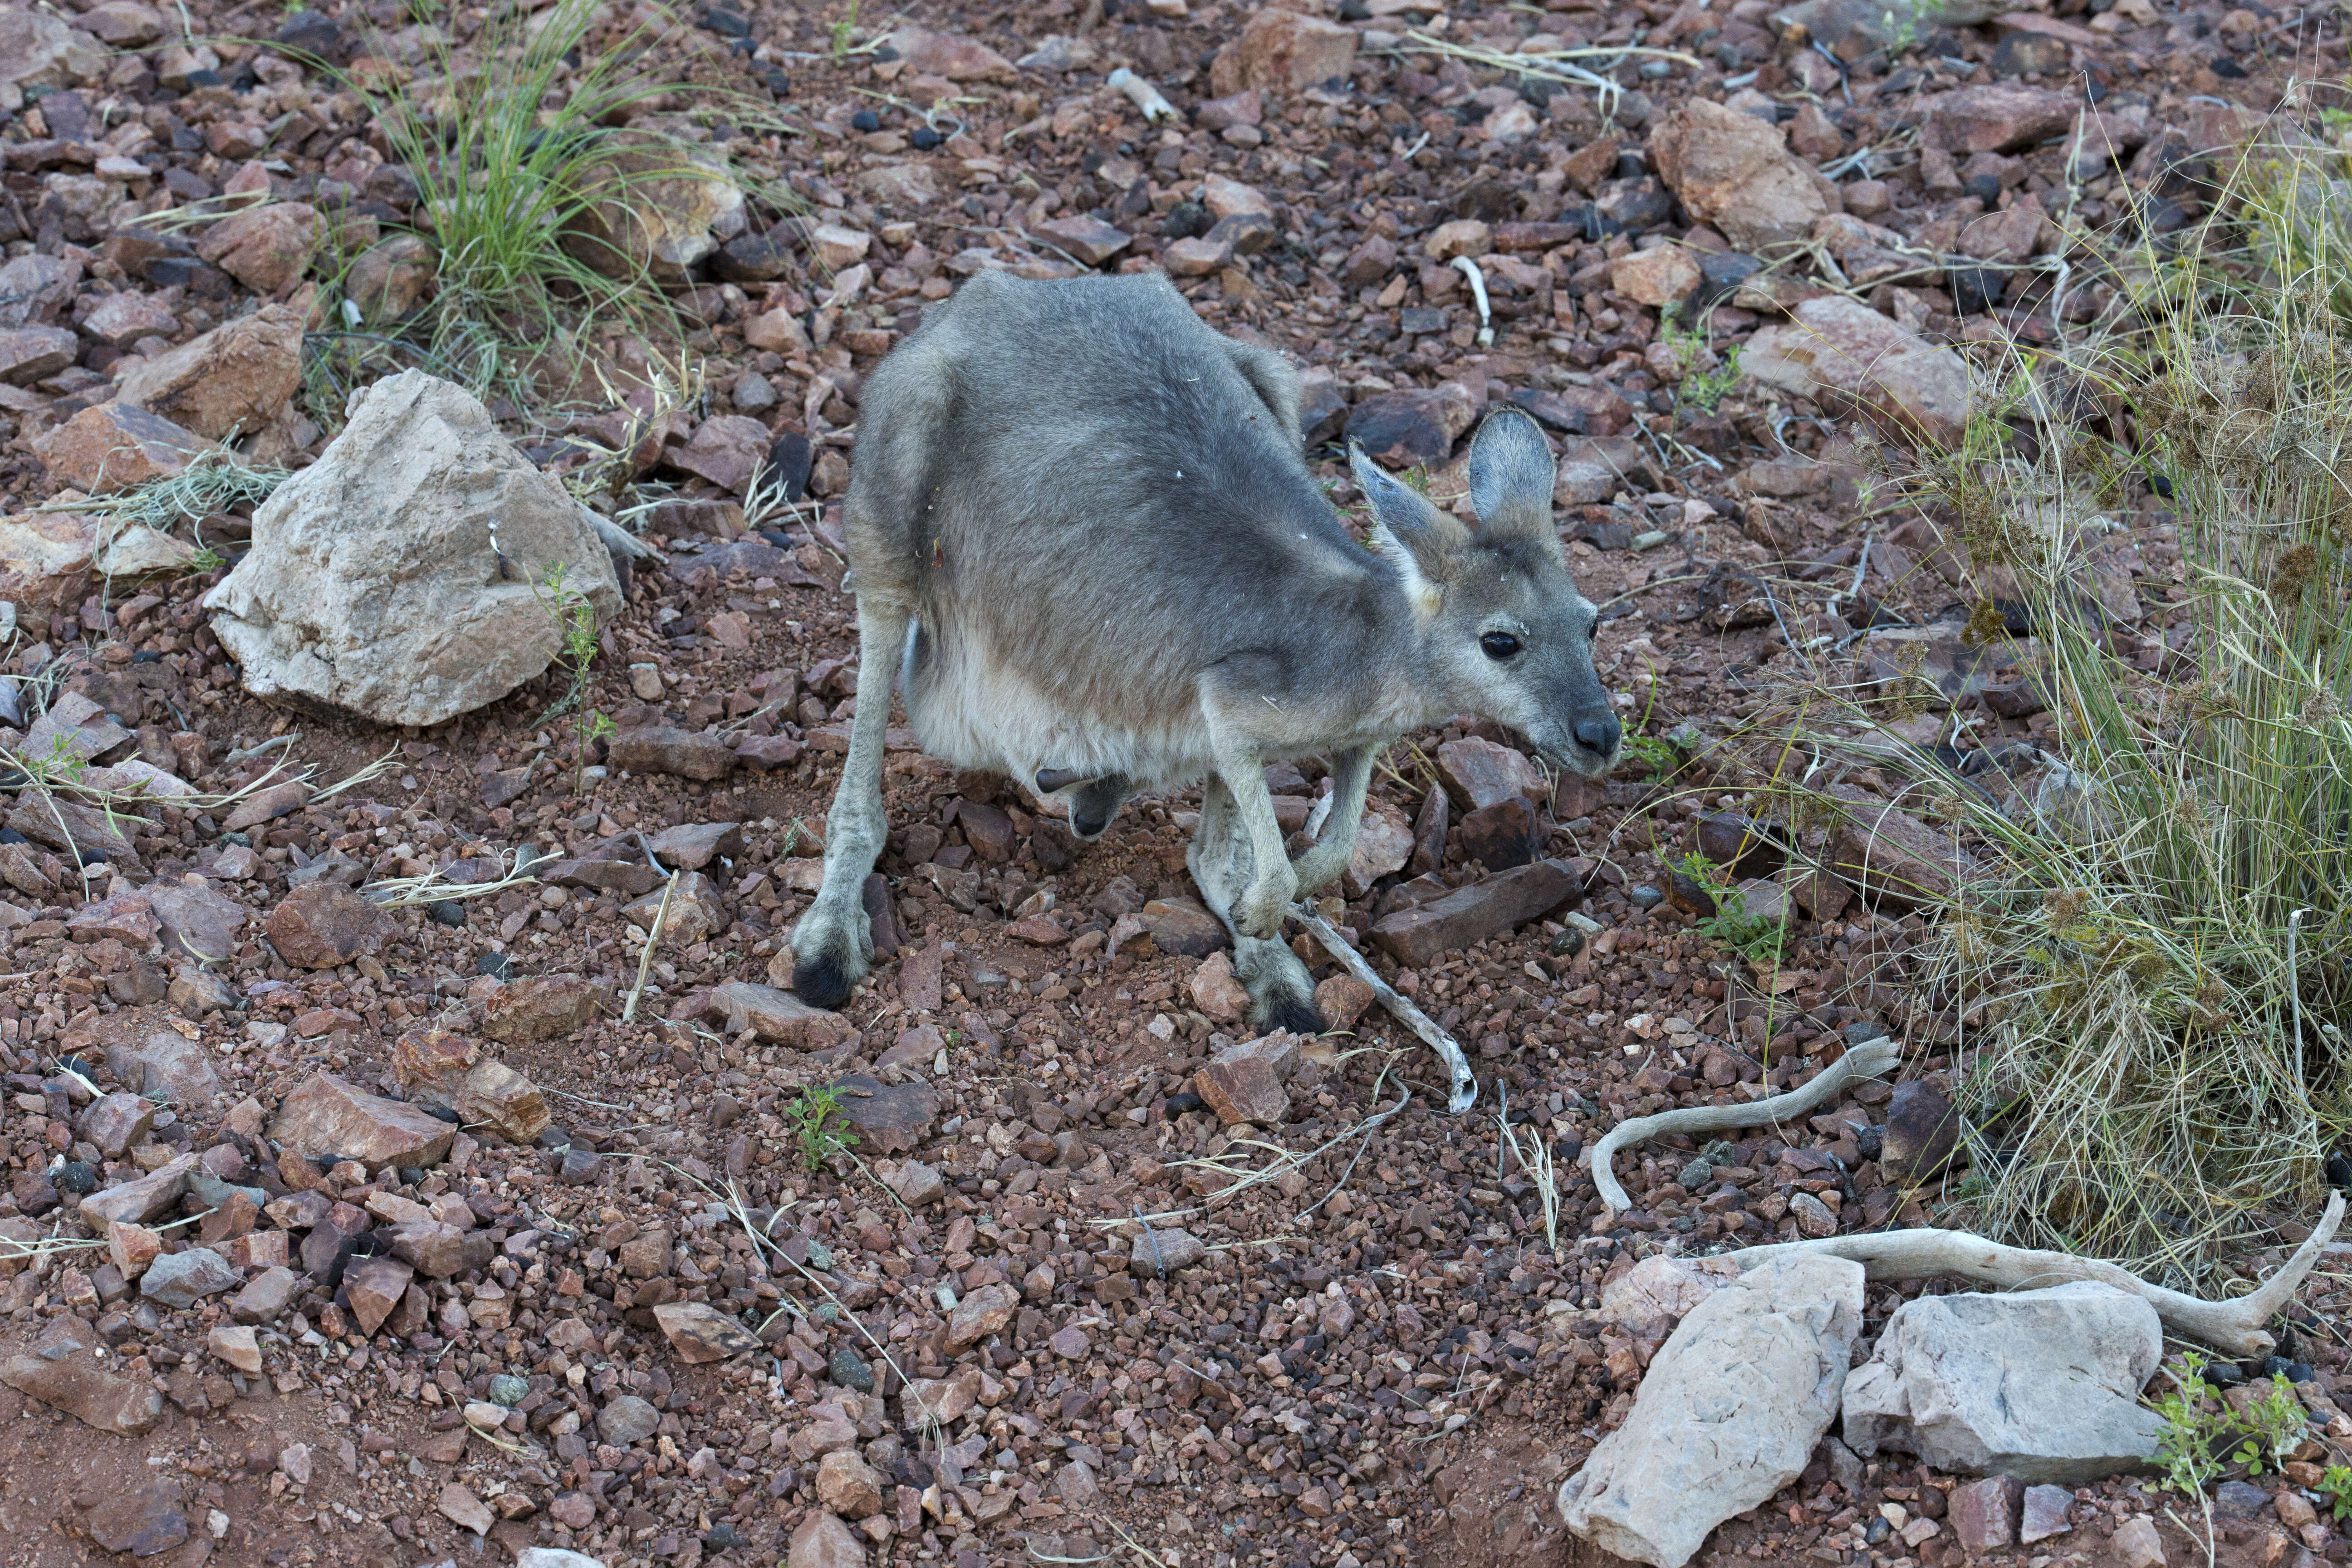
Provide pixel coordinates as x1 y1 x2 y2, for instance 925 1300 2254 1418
1349 440 1472 588
1466 407 1561 556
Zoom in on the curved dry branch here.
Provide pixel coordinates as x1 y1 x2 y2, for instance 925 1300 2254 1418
1725 1192 2344 1357
1590 1037 1903 1213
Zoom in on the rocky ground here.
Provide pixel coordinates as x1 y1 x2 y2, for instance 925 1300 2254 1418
2 0 2350 1566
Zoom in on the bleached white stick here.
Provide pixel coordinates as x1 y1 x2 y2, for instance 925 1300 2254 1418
1590 1037 1902 1213
1728 1193 2344 1357
1107 67 1176 123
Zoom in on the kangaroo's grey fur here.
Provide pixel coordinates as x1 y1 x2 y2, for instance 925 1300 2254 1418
791 271 1622 1032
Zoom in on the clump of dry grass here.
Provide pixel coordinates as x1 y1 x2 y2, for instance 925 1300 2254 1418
1751 94 2352 1289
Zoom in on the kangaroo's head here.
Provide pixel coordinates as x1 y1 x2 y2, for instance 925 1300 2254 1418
1350 407 1622 779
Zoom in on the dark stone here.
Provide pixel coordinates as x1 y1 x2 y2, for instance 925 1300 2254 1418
1693 811 1786 877
476 951 514 980
427 900 467 927
1298 377 1348 446
910 126 942 150
1990 31 2068 75
558 1149 604 1185
1694 250 1763 308
1594 175 1674 232
1161 201 1210 240
1343 389 1463 469
1946 262 2004 316
55 1161 98 1195
1880 1078 1963 1182
1162 1091 1204 1117
712 231 794 283
829 1347 875 1392
767 431 813 502
272 10 348 62
824 1073 938 1155
1627 885 1664 911
1456 798 1544 871
1398 306 1449 337
850 108 881 132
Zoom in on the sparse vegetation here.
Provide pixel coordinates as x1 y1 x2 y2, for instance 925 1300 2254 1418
529 563 611 795
1751 109 2352 1288
788 1085 858 1169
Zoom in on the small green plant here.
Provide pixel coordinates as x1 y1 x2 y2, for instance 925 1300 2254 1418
2149 1353 2232 1499
1677 851 1789 967
2230 1375 2310 1476
788 1085 857 1169
828 0 860 61
1620 731 1676 781
2318 1464 2352 1521
529 562 611 795
1680 342 1743 414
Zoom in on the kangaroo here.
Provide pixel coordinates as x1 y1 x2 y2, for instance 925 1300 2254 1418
789 270 1621 1035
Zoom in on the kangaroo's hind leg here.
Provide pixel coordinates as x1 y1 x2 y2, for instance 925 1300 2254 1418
790 595 912 1008
1188 774 1324 1037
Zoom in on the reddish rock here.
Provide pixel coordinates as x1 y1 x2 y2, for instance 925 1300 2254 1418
32 402 203 495
1743 297 1970 450
1881 1078 1964 1181
944 1283 1019 1351
881 26 1015 81
221 779 308 832
145 877 249 962
1457 798 1545 871
194 202 321 294
0 325 79 385
706 981 850 1047
79 1153 199 1226
666 414 772 494
265 882 394 968
67 889 159 948
609 725 738 780
1195 1032 1301 1126
0 510 97 619
114 303 304 440
1651 99 1833 251
269 1073 456 1168
1369 860 1581 967
1209 7 1357 97
1950 1475 2024 1554
481 975 599 1044
815 1449 887 1518
78 1092 156 1159
84 1478 187 1556
1313 974 1377 1032
1922 84 2078 154
788 1510 867 1568
1035 215 1132 267
0 1353 163 1435
1822 785 1974 910
345 1255 415 1336
1186 951 1252 1024
653 1301 761 1363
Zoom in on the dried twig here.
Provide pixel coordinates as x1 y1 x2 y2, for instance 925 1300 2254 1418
622 870 680 1024
1291 903 1477 1113
1732 1192 2344 1357
1589 1036 1902 1213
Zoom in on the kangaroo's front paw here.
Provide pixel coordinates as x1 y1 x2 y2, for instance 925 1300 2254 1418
789 902 873 1010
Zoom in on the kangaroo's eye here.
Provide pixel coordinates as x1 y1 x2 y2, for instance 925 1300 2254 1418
1480 632 1521 661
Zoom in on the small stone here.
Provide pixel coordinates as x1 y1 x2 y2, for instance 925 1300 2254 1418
787 1509 867 1568
1035 215 1132 266
1127 1225 1207 1275
265 883 396 969
0 1353 163 1436
1186 951 1252 1024
1368 860 1579 967
108 1221 163 1281
816 1449 887 1518
598 1393 661 1445
609 725 739 780
278 1442 312 1486
1142 895 1228 957
481 974 600 1043
193 202 321 294
78 1093 157 1160
1208 6 1356 96
1195 1033 1299 1126
208 1321 265 1372
139 1247 236 1308
1789 1191 1838 1239
1881 1078 1963 1181
270 1073 454 1167
1313 974 1376 1032
828 1347 875 1393
231 1266 299 1323
705 980 850 1047
882 1160 943 1207
2021 1486 2075 1544
1055 1458 1101 1505
85 1478 188 1557
437 1482 495 1536
489 1374 529 1406
944 1284 1019 1351
1949 1475 2024 1553
2112 1515 2166 1568
343 1256 416 1335
653 1301 760 1363
622 870 725 946
823 1073 938 1155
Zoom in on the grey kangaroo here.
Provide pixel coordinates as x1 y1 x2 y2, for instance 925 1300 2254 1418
790 270 1621 1034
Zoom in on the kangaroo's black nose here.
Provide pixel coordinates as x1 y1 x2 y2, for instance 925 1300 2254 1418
1575 716 1622 754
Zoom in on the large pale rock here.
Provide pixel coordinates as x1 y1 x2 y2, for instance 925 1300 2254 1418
1840 1282 2164 1484
1209 7 1357 96
115 304 304 441
1558 1255 1865 1568
1742 296 1970 450
0 511 98 619
1651 100 1833 252
557 131 745 287
269 1073 456 1168
882 26 1016 80
204 370 620 725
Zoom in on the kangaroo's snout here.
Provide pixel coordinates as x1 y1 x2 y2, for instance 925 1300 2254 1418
1574 715 1622 756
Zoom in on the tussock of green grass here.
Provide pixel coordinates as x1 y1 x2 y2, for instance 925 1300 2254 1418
1753 87 2352 1288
